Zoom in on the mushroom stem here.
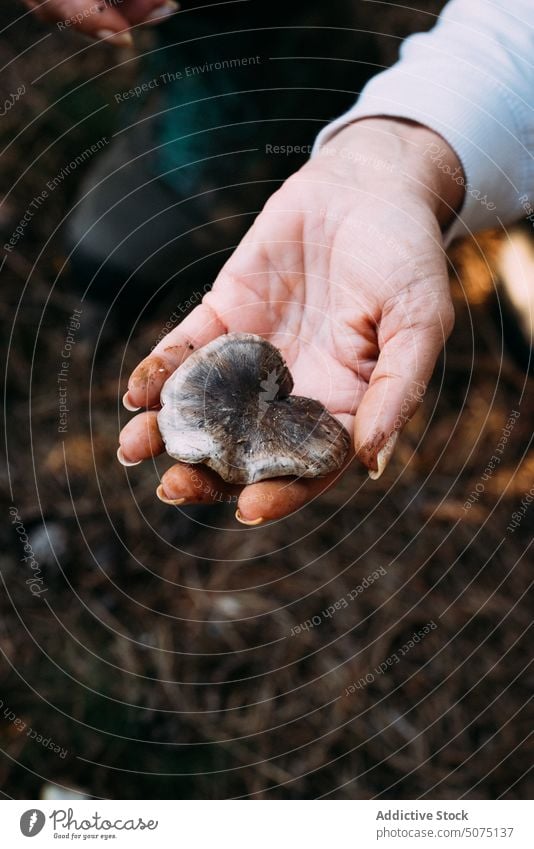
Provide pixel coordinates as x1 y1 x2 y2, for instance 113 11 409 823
122 392 141 412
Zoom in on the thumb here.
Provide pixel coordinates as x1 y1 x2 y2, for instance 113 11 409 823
354 283 455 478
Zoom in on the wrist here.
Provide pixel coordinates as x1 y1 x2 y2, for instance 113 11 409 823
317 117 465 229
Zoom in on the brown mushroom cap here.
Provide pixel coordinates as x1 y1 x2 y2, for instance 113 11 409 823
157 333 350 484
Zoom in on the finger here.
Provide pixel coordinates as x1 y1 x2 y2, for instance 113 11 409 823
125 302 227 409
236 468 346 524
33 0 133 41
157 464 240 505
354 285 455 477
118 411 164 465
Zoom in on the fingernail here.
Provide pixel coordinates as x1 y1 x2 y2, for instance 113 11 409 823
142 0 179 23
117 446 142 467
122 392 141 412
156 484 186 505
235 510 264 526
96 29 134 46
368 431 399 481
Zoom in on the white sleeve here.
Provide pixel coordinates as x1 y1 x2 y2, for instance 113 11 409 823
313 0 534 243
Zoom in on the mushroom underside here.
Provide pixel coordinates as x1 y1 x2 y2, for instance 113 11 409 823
157 333 350 484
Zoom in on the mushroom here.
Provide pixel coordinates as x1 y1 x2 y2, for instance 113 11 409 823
157 333 351 484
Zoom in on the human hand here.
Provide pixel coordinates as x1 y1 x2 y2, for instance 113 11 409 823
119 118 464 524
23 0 178 46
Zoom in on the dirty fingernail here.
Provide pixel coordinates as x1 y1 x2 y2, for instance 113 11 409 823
122 391 141 412
235 510 264 526
142 0 179 23
96 29 134 46
368 431 399 481
156 484 186 505
117 447 142 467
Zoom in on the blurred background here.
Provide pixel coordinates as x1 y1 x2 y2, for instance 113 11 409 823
1 0 533 800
